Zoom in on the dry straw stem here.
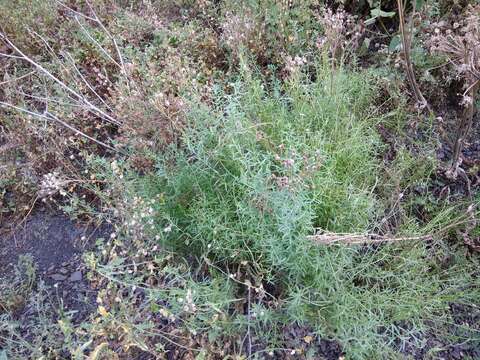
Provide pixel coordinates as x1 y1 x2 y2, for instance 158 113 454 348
397 0 430 111
308 231 432 245
447 79 480 180
0 101 119 153
309 208 478 245
0 2 130 153
0 32 121 126
55 0 128 78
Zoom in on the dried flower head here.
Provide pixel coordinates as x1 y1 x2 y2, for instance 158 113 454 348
316 7 364 64
429 5 480 104
221 9 264 60
283 55 307 78
39 172 67 198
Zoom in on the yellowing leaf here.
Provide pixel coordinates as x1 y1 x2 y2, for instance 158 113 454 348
303 335 313 344
98 305 109 317
88 342 108 360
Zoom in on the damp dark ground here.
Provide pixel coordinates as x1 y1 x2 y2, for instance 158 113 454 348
390 303 480 360
0 209 111 322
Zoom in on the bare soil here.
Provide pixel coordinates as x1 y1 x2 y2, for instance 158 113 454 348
397 303 480 359
0 210 110 322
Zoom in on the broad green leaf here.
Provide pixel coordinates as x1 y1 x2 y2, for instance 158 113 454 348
371 8 396 18
389 35 402 52
415 0 425 9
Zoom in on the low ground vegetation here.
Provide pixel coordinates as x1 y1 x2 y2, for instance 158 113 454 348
1 0 479 359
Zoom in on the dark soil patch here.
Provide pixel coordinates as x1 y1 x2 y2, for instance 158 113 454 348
396 303 480 360
280 324 343 359
433 111 480 198
0 210 111 322
249 323 343 359
0 210 107 272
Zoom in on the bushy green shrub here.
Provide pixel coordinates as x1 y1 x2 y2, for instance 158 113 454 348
109 64 479 357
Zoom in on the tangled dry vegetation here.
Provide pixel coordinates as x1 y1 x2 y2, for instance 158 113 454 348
430 4 480 179
1 0 479 359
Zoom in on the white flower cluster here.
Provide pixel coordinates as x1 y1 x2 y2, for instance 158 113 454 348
39 172 66 198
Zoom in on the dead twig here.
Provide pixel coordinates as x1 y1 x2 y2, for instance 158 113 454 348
0 101 120 153
309 205 479 246
446 80 479 180
308 230 431 245
0 32 121 126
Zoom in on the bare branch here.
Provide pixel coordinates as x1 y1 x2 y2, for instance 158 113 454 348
63 51 113 111
0 101 119 152
55 0 97 22
308 230 432 245
57 0 128 78
74 16 121 68
0 32 121 126
0 70 35 86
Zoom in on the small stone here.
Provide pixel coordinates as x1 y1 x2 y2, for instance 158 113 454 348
69 271 82 282
50 274 67 281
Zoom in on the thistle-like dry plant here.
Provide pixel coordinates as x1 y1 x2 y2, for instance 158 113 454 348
221 8 264 61
316 7 365 68
430 5 480 178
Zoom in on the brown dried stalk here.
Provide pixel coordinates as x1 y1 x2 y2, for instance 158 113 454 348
397 0 429 110
0 102 119 152
0 32 121 126
309 207 478 246
307 230 431 245
447 80 480 181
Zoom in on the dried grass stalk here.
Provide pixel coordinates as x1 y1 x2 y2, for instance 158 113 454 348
307 230 432 245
